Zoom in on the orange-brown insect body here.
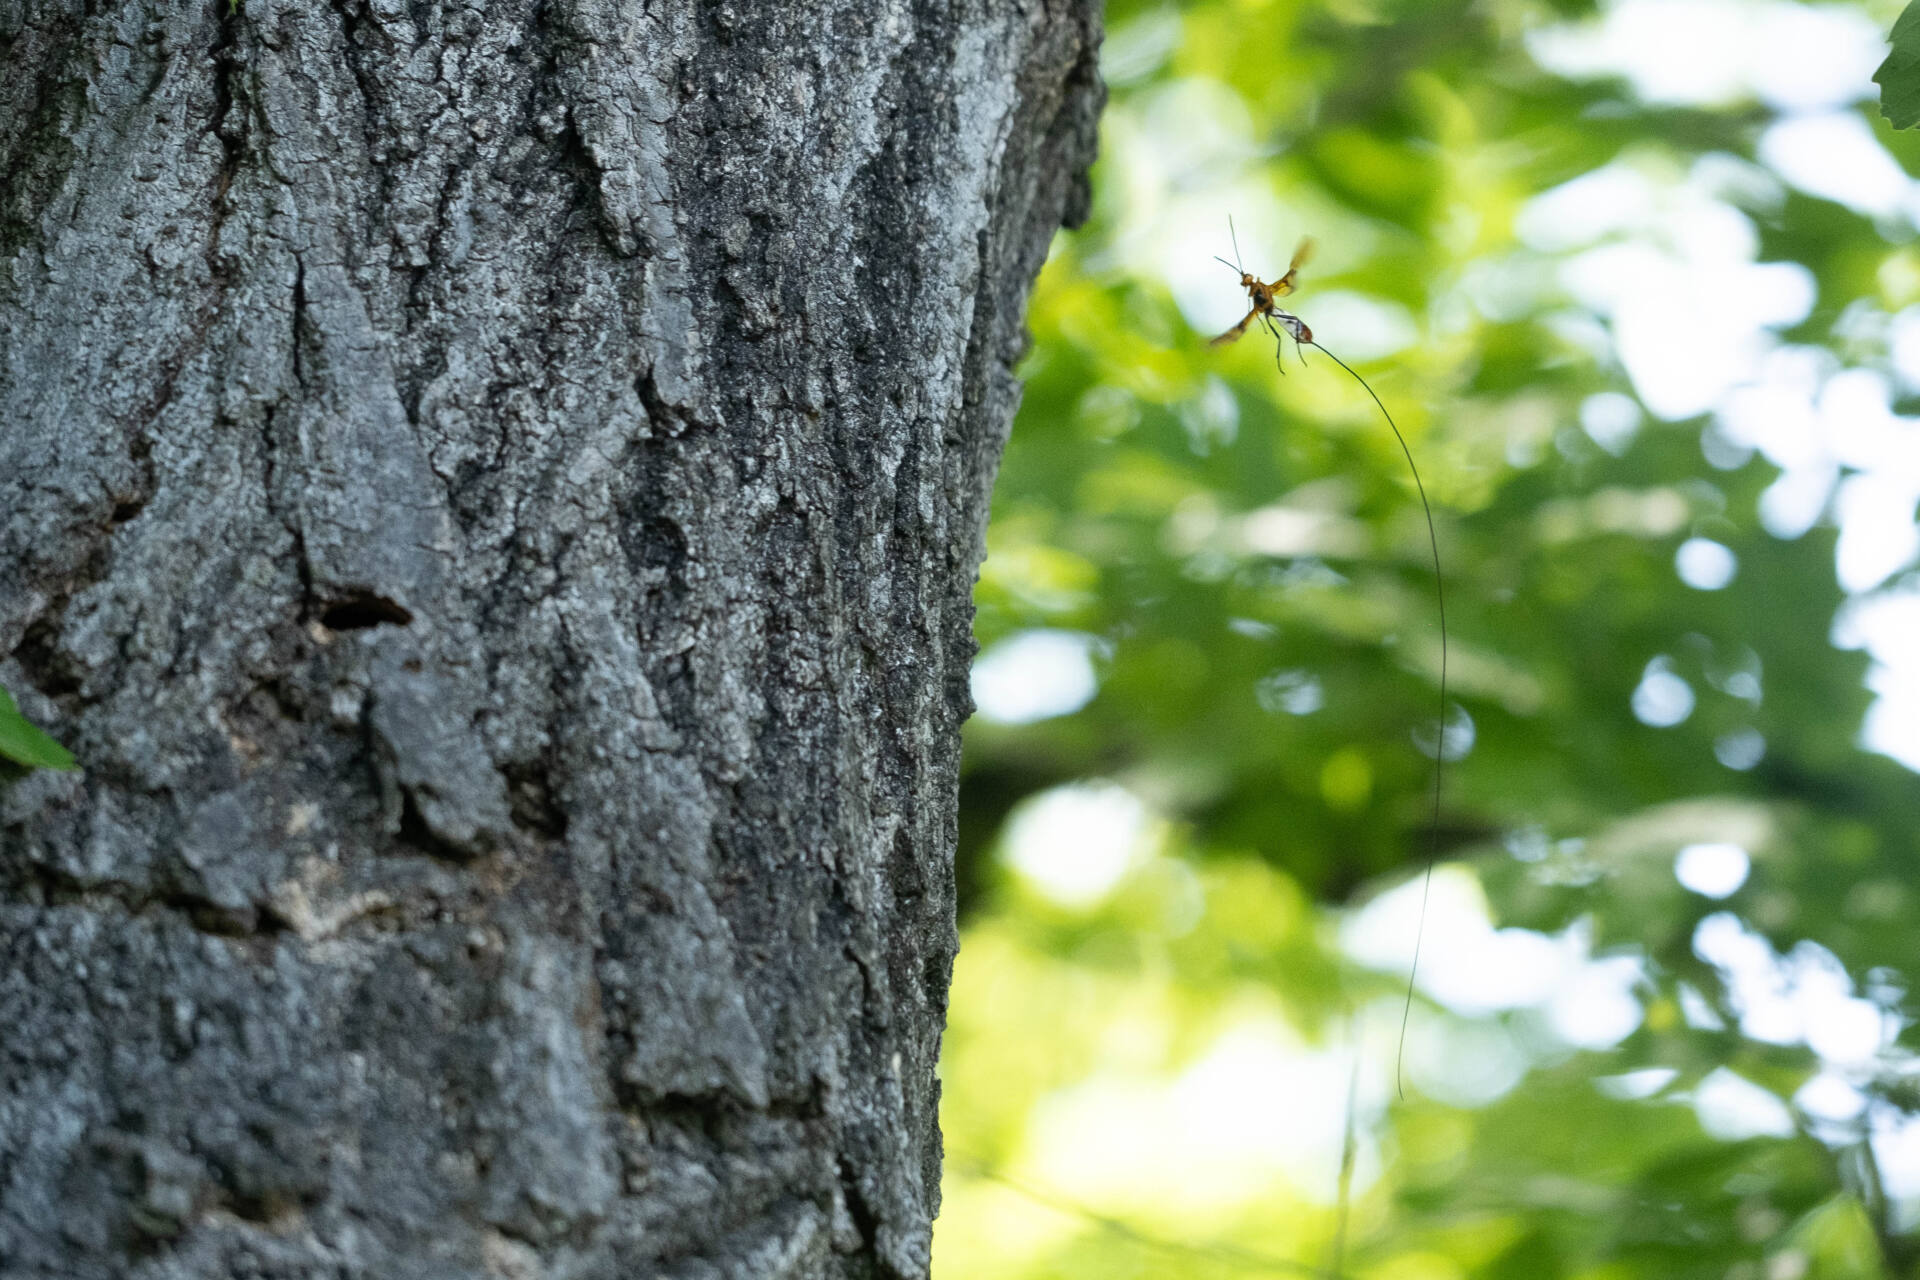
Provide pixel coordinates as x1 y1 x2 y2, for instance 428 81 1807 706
1209 236 1314 362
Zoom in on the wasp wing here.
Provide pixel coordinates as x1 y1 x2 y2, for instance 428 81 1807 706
1210 309 1262 346
1274 236 1315 297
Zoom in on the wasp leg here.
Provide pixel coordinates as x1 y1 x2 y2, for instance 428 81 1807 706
1259 313 1289 376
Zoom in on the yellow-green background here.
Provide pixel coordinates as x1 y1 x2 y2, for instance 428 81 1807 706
939 0 1920 1276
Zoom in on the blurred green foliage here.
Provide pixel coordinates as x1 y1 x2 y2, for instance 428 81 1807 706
941 0 1920 1276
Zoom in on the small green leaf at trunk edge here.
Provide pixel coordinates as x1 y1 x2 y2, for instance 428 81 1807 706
0 686 77 772
1877 0 1920 128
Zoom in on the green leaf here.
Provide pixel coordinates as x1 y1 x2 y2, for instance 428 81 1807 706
1876 1 1920 129
1791 1194 1886 1280
0 685 77 772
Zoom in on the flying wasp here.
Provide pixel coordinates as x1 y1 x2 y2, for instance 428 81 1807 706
1206 217 1450 1105
1208 219 1314 369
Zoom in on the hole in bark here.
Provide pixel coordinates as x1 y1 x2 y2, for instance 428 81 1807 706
505 761 568 839
319 594 413 631
14 617 81 699
110 498 146 524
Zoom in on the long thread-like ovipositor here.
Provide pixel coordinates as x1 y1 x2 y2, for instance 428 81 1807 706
1328 1021 1362 1278
1305 339 1447 1103
951 1151 1346 1277
1207 226 1449 1102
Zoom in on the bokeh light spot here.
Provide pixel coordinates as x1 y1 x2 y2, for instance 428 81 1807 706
1319 747 1373 811
1675 537 1738 589
1001 781 1149 909
1675 842 1751 898
1632 657 1696 727
972 630 1099 724
1695 1068 1795 1141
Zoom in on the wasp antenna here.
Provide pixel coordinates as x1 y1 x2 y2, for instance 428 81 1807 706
1227 215 1246 274
1213 255 1241 275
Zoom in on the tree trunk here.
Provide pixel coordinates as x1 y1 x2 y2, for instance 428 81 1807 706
0 0 1101 1274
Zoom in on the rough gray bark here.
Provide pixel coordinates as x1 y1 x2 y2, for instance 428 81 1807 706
0 0 1101 1274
